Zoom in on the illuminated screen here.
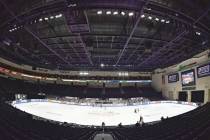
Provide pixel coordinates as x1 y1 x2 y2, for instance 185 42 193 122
168 73 179 83
197 64 210 78
181 69 196 87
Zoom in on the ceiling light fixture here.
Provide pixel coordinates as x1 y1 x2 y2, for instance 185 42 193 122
106 11 111 15
113 11 119 15
55 14 63 18
97 10 102 15
165 20 170 24
161 19 165 23
141 14 145 18
155 18 159 21
100 63 105 67
121 11 125 16
148 16 152 20
196 31 201 36
128 12 134 16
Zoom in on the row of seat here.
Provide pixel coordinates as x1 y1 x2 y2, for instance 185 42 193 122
110 102 210 140
0 76 163 100
0 101 99 140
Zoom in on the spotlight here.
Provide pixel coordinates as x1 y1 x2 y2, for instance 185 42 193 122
148 16 152 20
155 18 159 21
121 11 125 16
100 63 105 67
50 16 54 19
97 10 102 15
106 11 111 15
39 18 43 22
55 14 63 18
141 14 145 18
166 20 170 24
128 12 134 16
113 11 119 15
161 19 165 23
196 32 201 36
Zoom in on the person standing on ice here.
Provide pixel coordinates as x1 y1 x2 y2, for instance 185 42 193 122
140 115 143 125
102 122 105 132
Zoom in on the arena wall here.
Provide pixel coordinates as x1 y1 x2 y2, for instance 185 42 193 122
0 57 152 88
152 50 210 103
0 57 151 77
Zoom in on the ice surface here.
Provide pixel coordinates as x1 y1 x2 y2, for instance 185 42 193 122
13 102 196 126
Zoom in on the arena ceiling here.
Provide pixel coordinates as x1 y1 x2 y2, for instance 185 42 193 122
0 0 209 71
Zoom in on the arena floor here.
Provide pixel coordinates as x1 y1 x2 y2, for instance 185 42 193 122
12 101 197 126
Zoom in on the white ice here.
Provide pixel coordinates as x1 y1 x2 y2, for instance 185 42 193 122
13 102 197 126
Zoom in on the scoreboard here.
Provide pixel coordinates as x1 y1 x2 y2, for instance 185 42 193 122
197 64 210 78
168 73 179 83
181 69 196 87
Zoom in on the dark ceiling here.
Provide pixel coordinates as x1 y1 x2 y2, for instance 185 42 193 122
0 0 209 71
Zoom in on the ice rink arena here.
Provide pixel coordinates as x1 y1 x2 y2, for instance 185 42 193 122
0 0 210 139
12 99 197 126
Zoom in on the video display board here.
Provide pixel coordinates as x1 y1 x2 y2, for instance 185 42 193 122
197 63 210 78
168 73 179 83
181 69 196 87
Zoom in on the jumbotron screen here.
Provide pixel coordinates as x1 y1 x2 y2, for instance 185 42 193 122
168 73 179 83
181 69 196 86
197 64 210 78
